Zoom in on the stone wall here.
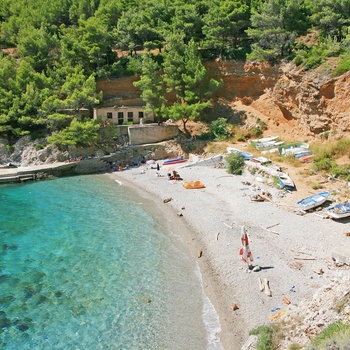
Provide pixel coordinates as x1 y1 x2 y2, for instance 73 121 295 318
128 125 179 145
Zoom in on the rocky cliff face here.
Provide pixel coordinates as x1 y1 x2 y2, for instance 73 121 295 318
98 59 349 140
206 59 350 140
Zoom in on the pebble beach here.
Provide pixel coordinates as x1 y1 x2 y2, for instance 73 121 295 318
108 159 350 349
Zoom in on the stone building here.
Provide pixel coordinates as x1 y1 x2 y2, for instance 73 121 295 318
93 105 154 125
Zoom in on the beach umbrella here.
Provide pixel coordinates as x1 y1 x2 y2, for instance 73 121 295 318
240 226 253 268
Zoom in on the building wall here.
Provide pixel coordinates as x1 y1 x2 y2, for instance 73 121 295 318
128 125 179 145
93 106 154 125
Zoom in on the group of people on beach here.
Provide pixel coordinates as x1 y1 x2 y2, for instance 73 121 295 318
167 170 181 180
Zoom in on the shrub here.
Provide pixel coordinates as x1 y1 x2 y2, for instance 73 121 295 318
334 53 350 76
249 325 278 350
293 55 304 66
210 118 229 141
303 56 323 70
248 126 263 138
48 119 99 147
226 153 245 175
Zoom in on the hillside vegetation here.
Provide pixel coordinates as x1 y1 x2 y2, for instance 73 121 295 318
0 0 350 149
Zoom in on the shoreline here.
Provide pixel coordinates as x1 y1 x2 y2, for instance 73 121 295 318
107 161 350 349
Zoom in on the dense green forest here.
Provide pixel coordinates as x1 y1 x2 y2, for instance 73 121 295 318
0 0 349 147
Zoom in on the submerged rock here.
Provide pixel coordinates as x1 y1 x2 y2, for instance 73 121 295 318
0 311 12 329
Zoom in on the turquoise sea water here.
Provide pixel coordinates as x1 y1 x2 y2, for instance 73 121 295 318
0 175 222 350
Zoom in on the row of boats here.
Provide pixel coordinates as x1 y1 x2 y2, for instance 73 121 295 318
227 147 297 191
226 142 350 220
248 136 313 161
296 191 350 220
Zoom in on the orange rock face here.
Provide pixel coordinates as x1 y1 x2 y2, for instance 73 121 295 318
96 60 350 140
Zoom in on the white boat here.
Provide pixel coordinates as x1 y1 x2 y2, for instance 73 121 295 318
278 142 309 156
250 156 271 165
249 136 279 144
327 202 350 219
261 148 279 155
278 173 295 190
282 147 309 156
253 141 284 149
226 147 253 160
296 191 329 211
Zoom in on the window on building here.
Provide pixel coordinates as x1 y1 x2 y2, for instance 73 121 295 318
118 112 124 125
138 111 144 119
127 112 133 122
107 112 113 119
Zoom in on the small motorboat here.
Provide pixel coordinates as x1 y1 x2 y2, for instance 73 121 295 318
226 147 253 160
278 173 295 190
327 202 350 219
296 191 330 211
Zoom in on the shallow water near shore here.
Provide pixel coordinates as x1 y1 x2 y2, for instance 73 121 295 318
0 175 222 349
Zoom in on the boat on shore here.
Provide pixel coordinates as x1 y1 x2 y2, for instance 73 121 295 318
252 141 284 149
296 191 330 211
162 157 187 165
278 142 309 156
249 136 279 144
299 154 315 163
226 147 253 160
294 150 312 158
327 202 350 219
278 173 295 190
249 136 283 149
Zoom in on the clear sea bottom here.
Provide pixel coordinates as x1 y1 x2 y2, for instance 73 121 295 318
0 175 222 349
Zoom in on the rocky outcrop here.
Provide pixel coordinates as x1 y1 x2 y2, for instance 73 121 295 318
208 59 350 140
278 277 350 349
269 63 350 137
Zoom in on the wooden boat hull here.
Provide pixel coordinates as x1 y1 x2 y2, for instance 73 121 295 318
296 191 330 211
299 154 315 163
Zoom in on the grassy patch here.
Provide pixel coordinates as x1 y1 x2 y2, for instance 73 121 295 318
311 182 322 190
308 321 350 349
249 324 280 350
